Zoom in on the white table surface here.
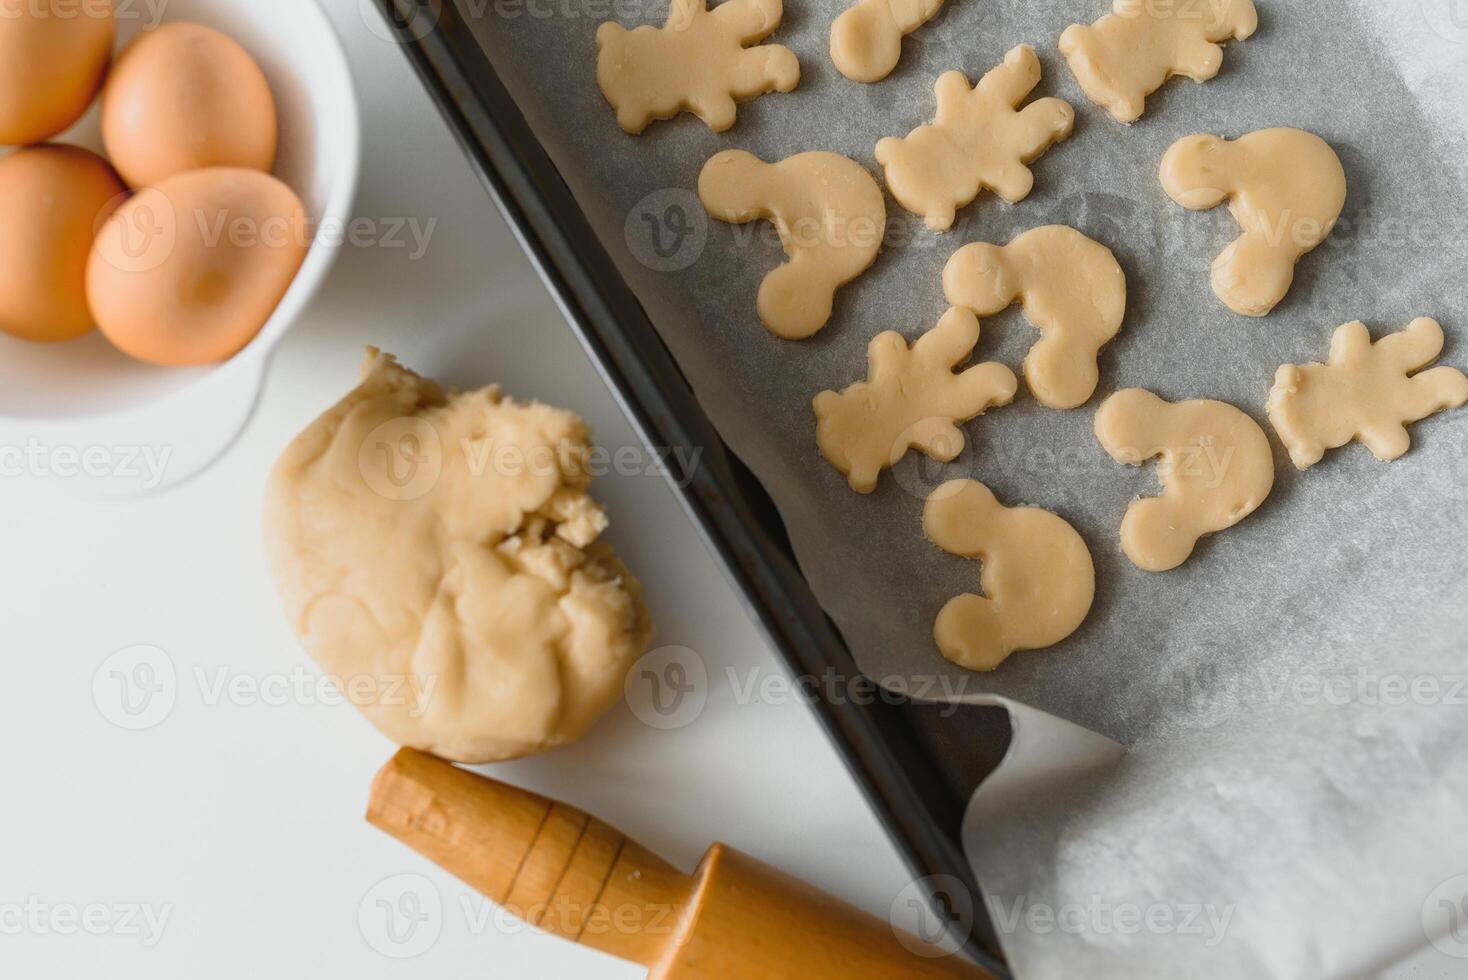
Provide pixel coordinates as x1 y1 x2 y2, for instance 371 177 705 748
0 2 922 976
11 5 1462 978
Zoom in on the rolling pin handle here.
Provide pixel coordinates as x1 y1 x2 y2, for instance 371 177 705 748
366 749 996 979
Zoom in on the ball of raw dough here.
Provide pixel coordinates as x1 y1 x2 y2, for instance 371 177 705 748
263 349 654 763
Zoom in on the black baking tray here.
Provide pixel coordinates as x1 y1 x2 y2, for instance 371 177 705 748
374 0 1014 971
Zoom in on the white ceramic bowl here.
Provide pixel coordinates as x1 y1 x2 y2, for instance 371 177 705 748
0 0 359 492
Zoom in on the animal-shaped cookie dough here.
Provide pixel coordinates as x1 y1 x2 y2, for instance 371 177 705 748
943 225 1126 410
813 307 1016 492
830 0 944 83
923 480 1095 672
875 45 1075 232
1094 389 1274 572
595 0 799 134
1160 128 1346 317
1059 0 1258 124
699 149 885 339
1267 318 1468 469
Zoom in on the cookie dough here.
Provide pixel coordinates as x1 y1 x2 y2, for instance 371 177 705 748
813 307 1016 493
1059 0 1258 124
595 0 799 134
1094 389 1274 572
875 45 1074 232
923 480 1094 672
1268 318 1468 469
1160 128 1346 317
830 0 944 83
263 350 654 763
943 225 1126 410
699 149 885 339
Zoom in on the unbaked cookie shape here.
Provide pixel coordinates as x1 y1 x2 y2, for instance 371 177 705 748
1060 0 1258 124
830 0 945 83
1268 317 1468 469
596 0 799 134
1095 389 1274 572
875 44 1075 232
923 479 1095 672
943 225 1126 410
699 148 885 339
813 307 1016 493
1161 128 1346 317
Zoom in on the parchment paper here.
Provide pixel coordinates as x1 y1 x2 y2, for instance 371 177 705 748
457 0 1468 975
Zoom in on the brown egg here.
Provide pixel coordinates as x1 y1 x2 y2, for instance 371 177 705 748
0 0 114 145
101 22 277 188
87 168 308 366
0 145 125 343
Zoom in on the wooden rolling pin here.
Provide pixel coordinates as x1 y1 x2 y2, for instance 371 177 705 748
367 749 996 979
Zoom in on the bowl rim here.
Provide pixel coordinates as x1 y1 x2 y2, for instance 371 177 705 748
10 0 364 426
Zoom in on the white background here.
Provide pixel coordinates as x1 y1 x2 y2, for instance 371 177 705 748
0 1 919 976
5 1 1465 977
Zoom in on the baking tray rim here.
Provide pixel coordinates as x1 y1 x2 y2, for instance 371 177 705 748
371 0 1013 972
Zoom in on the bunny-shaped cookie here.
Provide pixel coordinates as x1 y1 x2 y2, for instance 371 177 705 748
597 0 799 133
